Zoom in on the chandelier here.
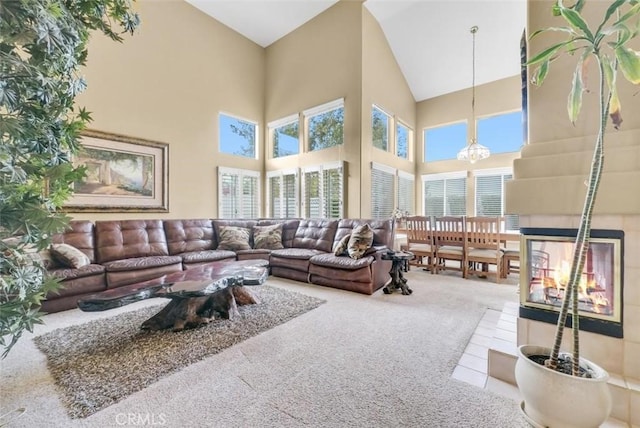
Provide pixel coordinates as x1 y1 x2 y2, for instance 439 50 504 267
457 25 490 164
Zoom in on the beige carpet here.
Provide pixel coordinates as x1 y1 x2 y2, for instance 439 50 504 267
32 286 325 418
0 271 528 427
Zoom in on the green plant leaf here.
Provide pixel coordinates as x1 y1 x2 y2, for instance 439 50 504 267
530 26 576 40
615 45 640 83
596 0 629 35
531 60 551 86
560 5 594 41
603 55 623 129
567 59 585 124
527 40 573 66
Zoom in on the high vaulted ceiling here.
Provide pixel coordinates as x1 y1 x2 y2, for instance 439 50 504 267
185 0 527 101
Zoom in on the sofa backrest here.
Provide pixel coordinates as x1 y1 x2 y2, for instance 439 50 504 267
52 220 96 263
212 219 258 246
335 218 394 248
257 219 300 248
163 219 215 255
292 219 338 253
95 220 169 263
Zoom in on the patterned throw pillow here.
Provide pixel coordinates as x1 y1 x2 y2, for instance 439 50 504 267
347 224 374 260
50 243 91 268
333 234 351 256
253 224 284 250
217 226 251 251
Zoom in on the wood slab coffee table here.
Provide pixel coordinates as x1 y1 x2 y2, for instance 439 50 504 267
77 259 269 331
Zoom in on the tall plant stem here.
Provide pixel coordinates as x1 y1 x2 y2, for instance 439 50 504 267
547 53 610 375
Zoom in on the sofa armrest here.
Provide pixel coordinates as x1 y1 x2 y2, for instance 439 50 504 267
364 245 388 258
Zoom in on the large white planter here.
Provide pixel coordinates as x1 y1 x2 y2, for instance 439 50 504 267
515 345 612 428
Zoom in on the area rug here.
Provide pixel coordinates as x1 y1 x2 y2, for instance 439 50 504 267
33 285 325 419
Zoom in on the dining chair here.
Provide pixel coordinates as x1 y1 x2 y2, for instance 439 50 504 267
405 216 436 273
433 216 467 277
465 216 503 283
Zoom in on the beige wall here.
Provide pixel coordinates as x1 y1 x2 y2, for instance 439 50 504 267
360 7 417 216
507 0 640 216
264 0 363 217
73 0 521 222
73 1 264 221
417 76 522 214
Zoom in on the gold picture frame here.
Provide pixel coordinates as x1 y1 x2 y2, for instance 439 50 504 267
64 130 169 212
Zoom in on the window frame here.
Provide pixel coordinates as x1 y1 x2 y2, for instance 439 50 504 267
217 167 261 219
421 171 467 217
396 120 412 160
423 120 467 163
266 168 299 218
474 167 519 231
371 162 397 220
268 113 300 159
218 112 259 159
372 104 391 152
303 98 345 152
301 161 344 219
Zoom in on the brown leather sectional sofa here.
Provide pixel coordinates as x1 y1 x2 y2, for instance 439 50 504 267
42 217 394 313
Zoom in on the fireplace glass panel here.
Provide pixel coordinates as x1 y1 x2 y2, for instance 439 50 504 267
520 229 623 337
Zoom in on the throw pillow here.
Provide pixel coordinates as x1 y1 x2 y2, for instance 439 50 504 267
347 224 374 260
50 243 91 268
252 224 284 250
333 234 351 256
217 226 251 251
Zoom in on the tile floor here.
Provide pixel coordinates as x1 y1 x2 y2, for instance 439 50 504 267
451 301 632 427
451 302 522 402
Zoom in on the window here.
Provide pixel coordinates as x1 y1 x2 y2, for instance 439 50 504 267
218 167 260 218
397 171 414 216
422 172 467 217
372 105 390 151
397 122 411 159
219 113 257 158
269 114 299 158
477 111 523 155
304 99 344 151
475 168 519 231
302 162 344 219
267 170 298 218
371 163 395 219
424 122 467 162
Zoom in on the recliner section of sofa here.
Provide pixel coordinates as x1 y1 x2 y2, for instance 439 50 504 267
43 217 394 313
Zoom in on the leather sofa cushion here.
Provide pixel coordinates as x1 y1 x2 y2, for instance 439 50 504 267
45 271 107 298
180 250 236 264
335 218 394 249
270 248 325 260
292 219 338 253
309 263 373 284
106 263 183 288
257 219 300 248
213 219 257 246
102 255 183 272
51 220 96 263
310 253 374 270
48 263 106 281
95 220 170 263
164 219 215 255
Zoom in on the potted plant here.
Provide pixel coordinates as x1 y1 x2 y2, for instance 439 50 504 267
0 0 140 360
515 1 639 427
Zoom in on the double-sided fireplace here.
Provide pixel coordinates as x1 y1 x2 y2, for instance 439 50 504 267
519 228 624 338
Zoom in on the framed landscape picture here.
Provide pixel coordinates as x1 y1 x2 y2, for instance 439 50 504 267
64 130 169 212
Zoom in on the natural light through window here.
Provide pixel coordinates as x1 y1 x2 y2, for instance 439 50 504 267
304 99 344 152
372 105 389 151
219 113 257 158
397 122 410 159
424 122 466 162
477 111 523 154
270 115 299 158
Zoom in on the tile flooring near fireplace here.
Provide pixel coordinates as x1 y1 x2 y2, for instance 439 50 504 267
452 301 634 427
